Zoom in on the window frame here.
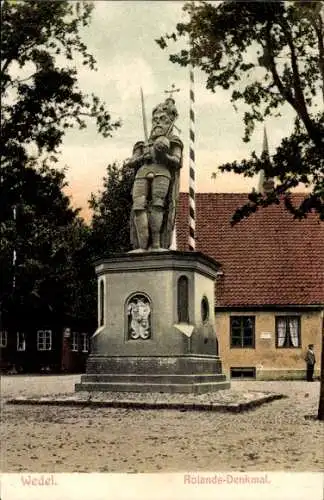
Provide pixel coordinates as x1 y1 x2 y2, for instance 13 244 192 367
37 330 52 351
230 367 256 379
0 330 8 348
17 332 26 351
71 332 79 352
230 316 255 349
81 333 89 353
275 316 301 348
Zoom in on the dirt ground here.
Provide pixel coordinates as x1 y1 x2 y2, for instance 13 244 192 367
1 375 323 473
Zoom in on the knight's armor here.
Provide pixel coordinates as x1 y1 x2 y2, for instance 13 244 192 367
127 97 183 251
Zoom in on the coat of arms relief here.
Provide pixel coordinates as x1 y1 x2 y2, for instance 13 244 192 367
127 294 151 340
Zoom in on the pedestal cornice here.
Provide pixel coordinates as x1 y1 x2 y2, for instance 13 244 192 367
95 250 221 280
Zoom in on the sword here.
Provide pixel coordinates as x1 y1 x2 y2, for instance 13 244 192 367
140 87 149 143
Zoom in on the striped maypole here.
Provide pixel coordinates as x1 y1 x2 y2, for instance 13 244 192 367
188 65 196 251
164 84 180 251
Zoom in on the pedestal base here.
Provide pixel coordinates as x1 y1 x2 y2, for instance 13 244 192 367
75 356 230 394
76 251 230 394
76 355 230 394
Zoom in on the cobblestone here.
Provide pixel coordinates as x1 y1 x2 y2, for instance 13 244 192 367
1 375 323 473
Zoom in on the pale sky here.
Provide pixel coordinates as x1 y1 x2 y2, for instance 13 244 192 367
58 0 301 220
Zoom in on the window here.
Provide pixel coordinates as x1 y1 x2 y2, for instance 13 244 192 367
177 276 189 323
99 279 104 327
17 332 26 351
81 333 89 353
231 367 256 379
276 316 301 348
0 331 8 348
71 332 79 352
37 330 52 351
230 316 255 348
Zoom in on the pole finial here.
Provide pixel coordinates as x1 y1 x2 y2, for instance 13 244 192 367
164 83 180 99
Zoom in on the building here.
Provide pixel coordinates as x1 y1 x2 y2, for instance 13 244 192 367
177 192 324 380
0 306 93 374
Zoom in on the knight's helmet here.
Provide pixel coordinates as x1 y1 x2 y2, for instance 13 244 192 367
152 97 179 130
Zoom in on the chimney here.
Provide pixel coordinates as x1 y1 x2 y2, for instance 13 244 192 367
257 127 275 194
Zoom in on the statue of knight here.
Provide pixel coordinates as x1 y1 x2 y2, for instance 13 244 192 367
126 93 183 251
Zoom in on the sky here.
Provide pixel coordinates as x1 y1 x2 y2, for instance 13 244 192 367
58 0 301 220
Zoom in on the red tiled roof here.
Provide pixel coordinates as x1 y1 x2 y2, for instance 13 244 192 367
176 193 324 307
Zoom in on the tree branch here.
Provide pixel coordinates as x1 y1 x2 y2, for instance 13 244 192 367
266 21 322 149
280 18 313 123
13 73 38 85
1 58 14 75
265 22 295 107
315 11 324 104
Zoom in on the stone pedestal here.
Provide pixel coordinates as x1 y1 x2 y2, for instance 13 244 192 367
75 251 230 394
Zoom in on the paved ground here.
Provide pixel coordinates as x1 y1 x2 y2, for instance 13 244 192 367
1 375 323 473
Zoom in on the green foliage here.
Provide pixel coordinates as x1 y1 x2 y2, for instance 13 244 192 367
1 0 120 166
222 122 324 222
0 0 119 329
157 0 324 221
0 164 96 328
89 162 135 257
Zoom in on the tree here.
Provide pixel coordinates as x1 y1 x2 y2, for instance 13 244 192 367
1 0 119 337
0 163 96 331
156 0 324 221
157 0 324 420
1 0 119 167
89 162 135 258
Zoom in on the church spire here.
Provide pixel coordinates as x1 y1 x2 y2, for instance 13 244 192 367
257 126 274 194
263 126 269 157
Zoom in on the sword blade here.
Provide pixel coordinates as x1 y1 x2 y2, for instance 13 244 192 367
140 87 148 142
